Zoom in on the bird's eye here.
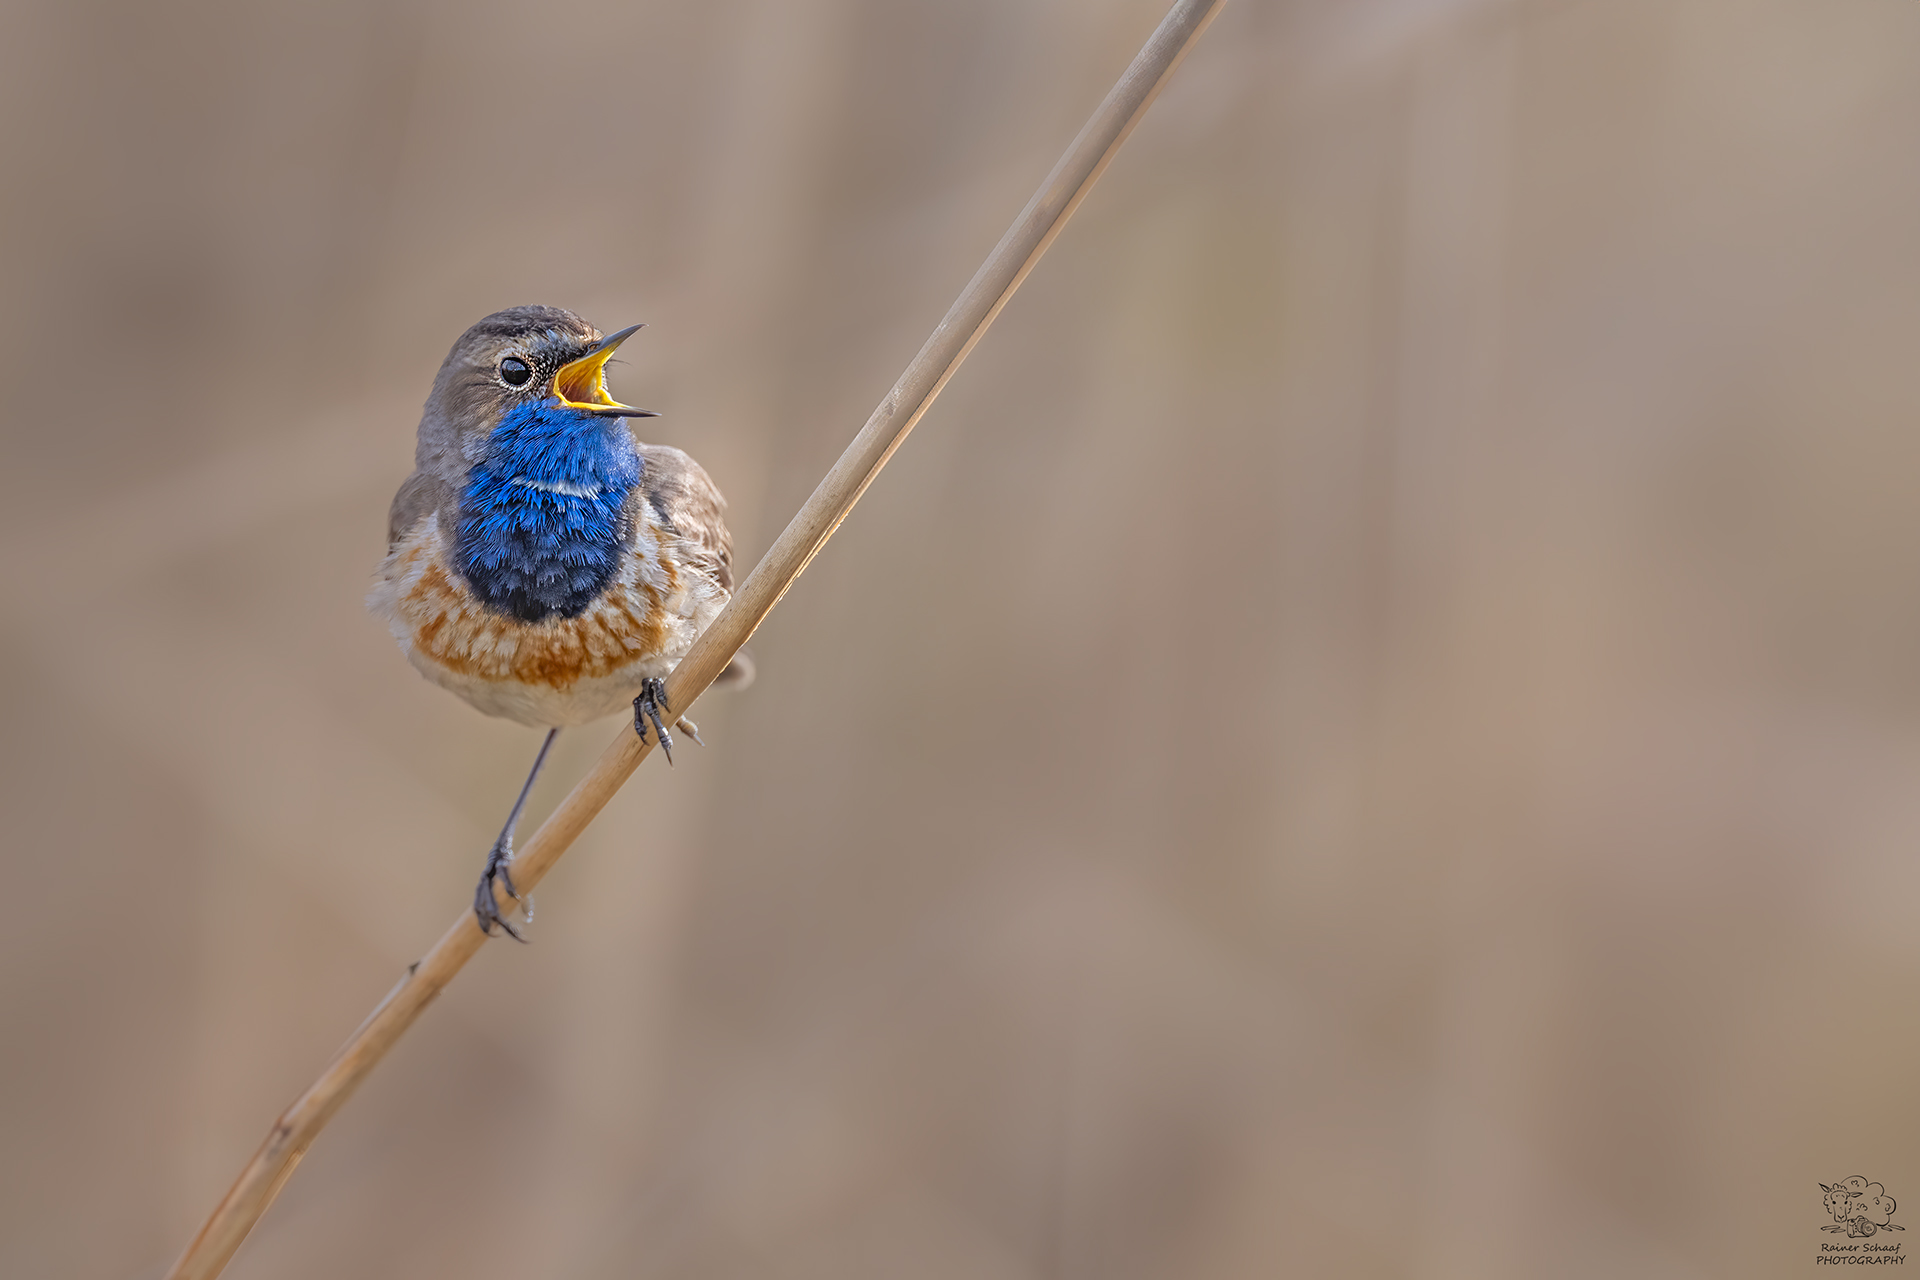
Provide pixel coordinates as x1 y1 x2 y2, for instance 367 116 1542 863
499 357 532 387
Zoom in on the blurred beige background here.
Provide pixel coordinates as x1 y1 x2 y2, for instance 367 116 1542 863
3 0 1919 1276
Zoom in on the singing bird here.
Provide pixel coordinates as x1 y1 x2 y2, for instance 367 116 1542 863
370 306 745 938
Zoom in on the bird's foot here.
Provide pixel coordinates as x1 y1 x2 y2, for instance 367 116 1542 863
633 677 676 764
674 715 704 747
473 838 531 941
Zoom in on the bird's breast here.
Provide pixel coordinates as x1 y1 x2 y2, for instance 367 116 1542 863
369 502 723 724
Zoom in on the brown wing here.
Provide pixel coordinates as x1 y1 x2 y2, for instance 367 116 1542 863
639 444 734 593
386 470 449 550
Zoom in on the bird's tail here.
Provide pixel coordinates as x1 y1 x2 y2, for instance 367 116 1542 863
710 649 756 692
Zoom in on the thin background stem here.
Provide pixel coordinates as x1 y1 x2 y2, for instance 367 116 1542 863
165 2 1225 1274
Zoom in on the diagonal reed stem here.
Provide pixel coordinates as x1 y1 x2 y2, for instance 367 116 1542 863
166 2 1224 1274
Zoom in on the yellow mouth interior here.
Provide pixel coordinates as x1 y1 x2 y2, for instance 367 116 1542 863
553 345 624 410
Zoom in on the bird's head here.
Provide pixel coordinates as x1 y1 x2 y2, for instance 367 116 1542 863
415 305 658 477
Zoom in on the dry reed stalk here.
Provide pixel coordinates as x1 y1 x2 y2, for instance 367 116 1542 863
165 2 1224 1274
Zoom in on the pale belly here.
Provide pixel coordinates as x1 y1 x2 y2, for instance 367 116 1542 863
368 515 727 727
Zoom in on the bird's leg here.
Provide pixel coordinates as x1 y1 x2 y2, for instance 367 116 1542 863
633 677 675 764
473 727 560 941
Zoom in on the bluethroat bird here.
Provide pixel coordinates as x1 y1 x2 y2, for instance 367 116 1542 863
370 306 747 939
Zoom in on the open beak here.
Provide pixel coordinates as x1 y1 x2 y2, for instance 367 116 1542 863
553 324 660 417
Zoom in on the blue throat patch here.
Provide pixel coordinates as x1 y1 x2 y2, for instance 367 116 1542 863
455 401 641 623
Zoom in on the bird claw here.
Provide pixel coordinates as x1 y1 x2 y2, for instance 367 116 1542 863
473 839 531 942
633 677 675 764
